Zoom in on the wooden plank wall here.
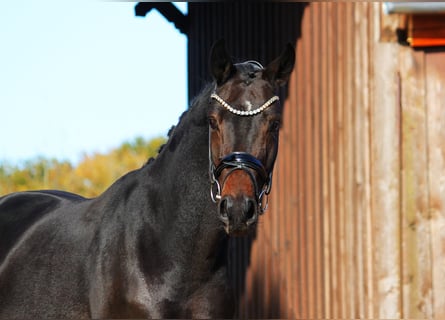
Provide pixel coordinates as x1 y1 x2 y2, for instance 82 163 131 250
236 2 445 318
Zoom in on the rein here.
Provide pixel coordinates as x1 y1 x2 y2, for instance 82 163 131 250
208 92 278 213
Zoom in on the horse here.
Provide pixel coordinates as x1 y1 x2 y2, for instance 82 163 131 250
0 39 295 319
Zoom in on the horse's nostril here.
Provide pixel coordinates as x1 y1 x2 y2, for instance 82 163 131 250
219 198 229 222
245 199 257 222
219 196 257 227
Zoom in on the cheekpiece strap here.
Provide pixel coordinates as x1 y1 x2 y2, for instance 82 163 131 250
210 93 279 116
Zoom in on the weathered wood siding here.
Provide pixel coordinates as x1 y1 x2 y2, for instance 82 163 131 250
235 2 445 318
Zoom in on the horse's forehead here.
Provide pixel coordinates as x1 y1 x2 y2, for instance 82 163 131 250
224 70 271 99
212 61 276 113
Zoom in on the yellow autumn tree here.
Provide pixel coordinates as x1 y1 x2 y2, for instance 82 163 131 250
0 136 166 197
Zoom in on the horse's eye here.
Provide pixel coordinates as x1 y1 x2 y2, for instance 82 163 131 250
270 120 281 133
208 117 219 130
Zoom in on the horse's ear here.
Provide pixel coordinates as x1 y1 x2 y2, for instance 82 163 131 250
209 39 235 86
263 43 295 87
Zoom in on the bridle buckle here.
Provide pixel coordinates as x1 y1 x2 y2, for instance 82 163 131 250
210 171 222 203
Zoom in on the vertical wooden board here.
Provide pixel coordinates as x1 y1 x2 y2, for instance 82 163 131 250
263 223 272 318
283 10 298 317
285 78 295 318
295 18 307 318
363 3 374 318
311 3 324 318
362 3 374 317
259 191 273 317
320 2 331 318
358 3 374 318
371 42 402 319
353 3 366 317
343 3 355 318
286 38 300 319
264 206 274 318
286 92 295 319
363 3 380 319
298 5 311 318
254 208 272 318
399 47 433 318
336 3 348 317
329 4 341 317
335 4 344 318
283 66 294 317
426 51 445 319
304 6 315 318
279 88 289 318
270 175 280 318
275 121 285 317
278 23 292 313
290 35 300 319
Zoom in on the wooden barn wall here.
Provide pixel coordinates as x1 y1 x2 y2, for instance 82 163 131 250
233 2 445 319
135 2 444 317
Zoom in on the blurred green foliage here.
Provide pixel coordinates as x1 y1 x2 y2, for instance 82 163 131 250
0 136 166 198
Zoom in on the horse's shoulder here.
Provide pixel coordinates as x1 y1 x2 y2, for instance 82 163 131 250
0 190 85 263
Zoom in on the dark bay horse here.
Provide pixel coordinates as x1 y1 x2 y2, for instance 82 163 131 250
0 40 295 319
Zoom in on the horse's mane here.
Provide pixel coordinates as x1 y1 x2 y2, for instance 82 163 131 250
143 82 216 167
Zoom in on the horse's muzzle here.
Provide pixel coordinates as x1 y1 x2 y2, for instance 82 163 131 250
210 152 271 235
218 194 258 235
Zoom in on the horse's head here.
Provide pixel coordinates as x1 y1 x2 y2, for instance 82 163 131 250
208 39 295 236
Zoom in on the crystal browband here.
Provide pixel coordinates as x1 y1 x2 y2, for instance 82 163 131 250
210 93 279 116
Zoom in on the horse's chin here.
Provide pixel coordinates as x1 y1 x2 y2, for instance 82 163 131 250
224 223 255 237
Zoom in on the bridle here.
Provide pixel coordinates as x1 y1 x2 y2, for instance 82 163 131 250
209 151 273 213
208 91 279 214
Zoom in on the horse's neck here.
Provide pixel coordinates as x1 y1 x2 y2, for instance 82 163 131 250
146 102 228 276
87 96 228 313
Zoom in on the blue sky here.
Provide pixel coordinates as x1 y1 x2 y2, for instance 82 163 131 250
0 1 187 165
